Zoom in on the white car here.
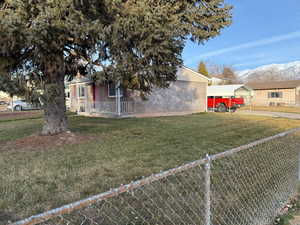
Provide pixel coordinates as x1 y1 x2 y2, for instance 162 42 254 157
7 100 41 111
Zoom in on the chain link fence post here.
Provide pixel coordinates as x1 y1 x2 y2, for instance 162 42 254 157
9 128 300 225
298 151 300 180
205 154 211 225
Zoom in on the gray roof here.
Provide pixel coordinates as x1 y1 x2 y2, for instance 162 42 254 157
246 80 300 90
70 76 92 84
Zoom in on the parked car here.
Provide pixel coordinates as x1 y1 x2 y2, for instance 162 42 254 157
7 100 41 111
208 96 245 112
0 101 8 105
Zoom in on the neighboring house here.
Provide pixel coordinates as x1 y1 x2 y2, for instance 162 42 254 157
210 76 227 85
207 84 253 104
65 83 71 109
0 91 10 102
68 66 210 117
246 80 300 106
0 91 22 102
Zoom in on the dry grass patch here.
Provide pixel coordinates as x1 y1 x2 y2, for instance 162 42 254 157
1 132 95 152
0 110 43 122
241 106 300 114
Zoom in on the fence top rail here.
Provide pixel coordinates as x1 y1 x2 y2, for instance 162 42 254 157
10 126 300 225
10 157 207 225
210 126 300 160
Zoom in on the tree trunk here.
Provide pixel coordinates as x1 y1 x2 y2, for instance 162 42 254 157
41 57 68 135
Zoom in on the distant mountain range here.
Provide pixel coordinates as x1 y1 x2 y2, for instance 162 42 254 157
238 61 300 82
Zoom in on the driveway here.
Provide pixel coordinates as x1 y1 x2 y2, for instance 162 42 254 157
290 215 300 225
236 110 300 120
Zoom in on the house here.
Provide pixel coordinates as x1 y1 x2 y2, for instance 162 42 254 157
207 84 253 104
0 91 10 102
0 91 22 103
68 66 210 117
246 80 300 106
210 76 227 85
65 82 71 109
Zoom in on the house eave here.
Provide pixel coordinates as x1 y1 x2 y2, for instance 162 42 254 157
181 66 211 81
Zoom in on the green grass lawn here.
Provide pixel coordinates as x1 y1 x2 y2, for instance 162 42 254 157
1 112 300 223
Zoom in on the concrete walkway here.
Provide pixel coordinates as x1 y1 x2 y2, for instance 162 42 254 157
236 110 300 120
290 215 300 225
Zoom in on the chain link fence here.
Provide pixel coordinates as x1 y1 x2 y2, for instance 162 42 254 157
10 127 300 225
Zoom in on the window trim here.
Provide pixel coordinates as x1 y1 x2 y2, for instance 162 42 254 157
108 82 123 98
268 92 283 98
78 85 86 98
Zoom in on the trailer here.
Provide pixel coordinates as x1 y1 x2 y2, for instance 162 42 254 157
207 85 249 112
207 96 244 112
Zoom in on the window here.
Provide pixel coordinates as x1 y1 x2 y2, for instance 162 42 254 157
208 96 222 99
66 90 70 98
268 92 283 98
108 82 123 97
78 85 86 98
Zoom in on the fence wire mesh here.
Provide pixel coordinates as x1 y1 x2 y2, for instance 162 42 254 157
210 131 299 225
38 164 206 225
11 128 300 225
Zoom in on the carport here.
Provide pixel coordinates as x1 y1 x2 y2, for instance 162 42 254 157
208 84 253 105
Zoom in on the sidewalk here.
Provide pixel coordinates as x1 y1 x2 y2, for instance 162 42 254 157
237 110 300 120
290 215 300 225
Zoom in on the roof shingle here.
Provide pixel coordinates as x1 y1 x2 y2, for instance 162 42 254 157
246 80 300 90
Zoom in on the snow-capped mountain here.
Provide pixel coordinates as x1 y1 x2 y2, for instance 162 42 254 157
238 61 300 82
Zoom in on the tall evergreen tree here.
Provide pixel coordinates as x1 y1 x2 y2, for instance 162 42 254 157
0 73 26 99
0 0 232 135
198 61 210 77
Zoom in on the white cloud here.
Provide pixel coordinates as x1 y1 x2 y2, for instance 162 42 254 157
233 61 269 68
232 53 266 61
195 31 300 59
232 56 284 69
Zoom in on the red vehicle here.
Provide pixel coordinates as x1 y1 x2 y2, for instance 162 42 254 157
207 96 245 112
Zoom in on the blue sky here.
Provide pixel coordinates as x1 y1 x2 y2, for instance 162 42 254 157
183 0 300 71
